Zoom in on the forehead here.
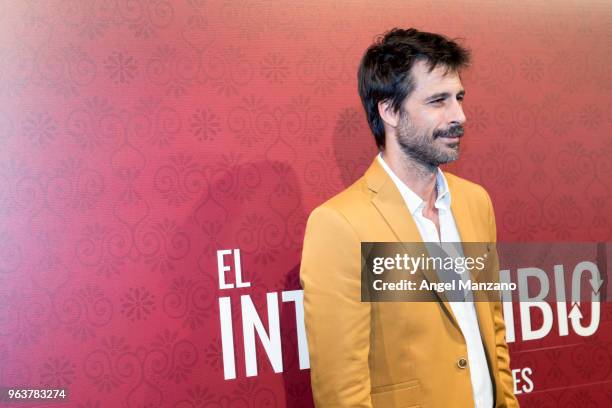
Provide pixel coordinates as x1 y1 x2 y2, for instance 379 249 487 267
409 59 463 96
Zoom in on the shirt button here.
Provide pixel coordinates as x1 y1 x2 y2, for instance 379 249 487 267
457 357 468 369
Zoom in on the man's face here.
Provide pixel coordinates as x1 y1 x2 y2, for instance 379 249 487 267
396 59 466 166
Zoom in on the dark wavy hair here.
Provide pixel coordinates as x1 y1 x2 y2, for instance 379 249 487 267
357 28 471 150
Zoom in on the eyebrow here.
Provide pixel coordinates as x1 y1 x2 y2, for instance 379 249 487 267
425 90 465 102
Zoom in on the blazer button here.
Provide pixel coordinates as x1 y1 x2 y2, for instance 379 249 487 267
457 358 468 369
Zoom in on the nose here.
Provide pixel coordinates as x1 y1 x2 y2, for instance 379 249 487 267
448 98 466 127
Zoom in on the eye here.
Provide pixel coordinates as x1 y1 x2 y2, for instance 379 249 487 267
430 99 444 105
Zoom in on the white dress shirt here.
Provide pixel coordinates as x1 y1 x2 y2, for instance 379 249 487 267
377 152 494 408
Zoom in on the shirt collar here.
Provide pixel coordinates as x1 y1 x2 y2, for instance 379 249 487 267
377 152 451 215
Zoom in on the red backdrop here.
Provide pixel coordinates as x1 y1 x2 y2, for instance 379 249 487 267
1 0 611 407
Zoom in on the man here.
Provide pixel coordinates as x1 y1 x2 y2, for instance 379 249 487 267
299 28 519 407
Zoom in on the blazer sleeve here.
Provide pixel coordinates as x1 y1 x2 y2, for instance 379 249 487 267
485 192 520 408
299 205 373 407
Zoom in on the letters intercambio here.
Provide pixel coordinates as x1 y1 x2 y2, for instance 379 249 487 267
212 243 607 382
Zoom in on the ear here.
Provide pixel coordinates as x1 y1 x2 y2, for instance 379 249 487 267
378 99 400 128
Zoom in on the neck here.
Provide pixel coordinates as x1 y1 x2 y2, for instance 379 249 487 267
380 148 438 206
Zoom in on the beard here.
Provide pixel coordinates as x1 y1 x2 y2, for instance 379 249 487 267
396 109 464 167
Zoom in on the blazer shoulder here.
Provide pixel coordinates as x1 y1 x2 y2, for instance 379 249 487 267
305 175 372 229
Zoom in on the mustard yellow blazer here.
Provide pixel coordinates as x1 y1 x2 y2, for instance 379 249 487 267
299 156 519 407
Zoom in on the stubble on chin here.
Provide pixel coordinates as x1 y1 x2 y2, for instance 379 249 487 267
397 129 461 167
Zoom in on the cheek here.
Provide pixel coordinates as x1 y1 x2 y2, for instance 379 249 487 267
422 120 440 137
415 111 442 131
429 118 447 135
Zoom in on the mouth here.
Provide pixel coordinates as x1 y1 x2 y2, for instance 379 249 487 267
435 127 464 141
439 135 461 141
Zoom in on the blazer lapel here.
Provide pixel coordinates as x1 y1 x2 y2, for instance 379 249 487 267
365 157 461 331
448 175 499 382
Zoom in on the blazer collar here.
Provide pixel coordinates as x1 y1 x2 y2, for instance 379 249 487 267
365 154 479 242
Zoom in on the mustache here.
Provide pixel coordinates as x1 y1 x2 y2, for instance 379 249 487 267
434 125 464 139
